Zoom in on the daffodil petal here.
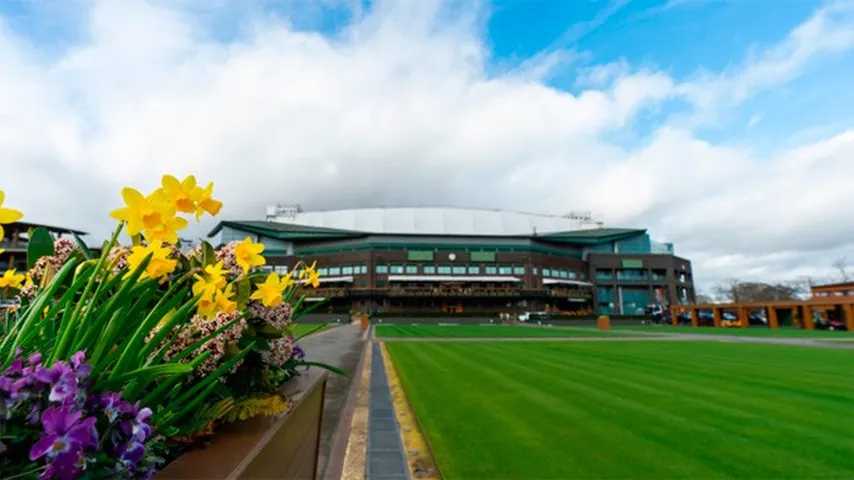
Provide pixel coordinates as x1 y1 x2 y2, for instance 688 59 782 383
0 208 23 224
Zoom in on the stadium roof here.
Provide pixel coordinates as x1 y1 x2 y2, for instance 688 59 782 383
269 207 634 236
209 207 646 241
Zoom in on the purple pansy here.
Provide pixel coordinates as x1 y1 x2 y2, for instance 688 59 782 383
97 392 135 424
29 406 98 480
292 345 305 360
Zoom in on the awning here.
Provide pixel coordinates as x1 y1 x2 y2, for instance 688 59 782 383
387 275 521 283
319 276 354 283
542 279 594 287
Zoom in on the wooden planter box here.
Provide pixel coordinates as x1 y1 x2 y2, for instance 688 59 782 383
157 371 328 480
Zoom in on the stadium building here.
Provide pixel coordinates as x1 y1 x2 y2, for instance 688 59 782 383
209 207 695 318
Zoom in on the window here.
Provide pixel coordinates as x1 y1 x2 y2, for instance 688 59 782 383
498 265 512 275
513 266 525 275
329 267 341 276
423 265 436 274
360 265 368 274
342 266 354 275
559 270 569 279
274 265 289 275
405 265 418 274
390 265 404 274
376 265 389 274
617 269 647 280
568 271 577 279
452 266 466 275
437 265 452 274
533 267 538 275
596 269 613 280
468 266 481 275
318 267 329 276
485 266 497 275
543 268 551 277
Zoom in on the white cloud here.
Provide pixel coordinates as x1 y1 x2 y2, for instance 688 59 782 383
676 0 854 121
1 0 854 292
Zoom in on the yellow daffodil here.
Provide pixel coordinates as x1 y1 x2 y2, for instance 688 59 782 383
234 237 265 274
302 262 320 288
0 269 25 289
0 190 24 255
110 188 188 244
250 272 292 307
193 261 228 297
196 289 218 319
191 181 222 220
158 175 222 220
216 284 237 314
126 242 177 282
159 175 198 214
197 283 236 319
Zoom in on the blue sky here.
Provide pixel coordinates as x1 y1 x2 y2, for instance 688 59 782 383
2 0 854 290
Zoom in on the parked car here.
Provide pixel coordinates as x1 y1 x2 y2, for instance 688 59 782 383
815 316 847 331
748 311 768 326
645 304 665 323
697 310 714 325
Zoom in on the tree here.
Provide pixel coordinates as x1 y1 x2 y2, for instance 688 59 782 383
711 279 803 303
832 257 849 282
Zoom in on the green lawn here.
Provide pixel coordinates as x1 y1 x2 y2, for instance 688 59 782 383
387 341 854 479
375 324 621 338
291 323 328 337
617 324 854 338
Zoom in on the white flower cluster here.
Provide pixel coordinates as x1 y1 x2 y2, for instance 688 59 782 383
247 301 293 330
215 241 242 277
155 311 247 378
107 245 131 273
260 336 295 368
30 238 77 283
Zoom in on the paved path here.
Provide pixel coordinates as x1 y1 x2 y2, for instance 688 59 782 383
377 333 854 349
299 324 366 478
366 343 409 480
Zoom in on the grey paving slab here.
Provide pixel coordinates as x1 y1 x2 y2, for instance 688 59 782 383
366 343 410 480
298 324 366 478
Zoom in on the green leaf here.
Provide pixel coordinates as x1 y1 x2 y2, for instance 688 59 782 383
72 233 94 259
27 227 54 269
202 241 216 266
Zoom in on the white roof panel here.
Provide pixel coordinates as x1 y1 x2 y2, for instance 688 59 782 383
274 207 600 236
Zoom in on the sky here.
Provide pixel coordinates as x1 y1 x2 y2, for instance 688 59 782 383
1 0 854 293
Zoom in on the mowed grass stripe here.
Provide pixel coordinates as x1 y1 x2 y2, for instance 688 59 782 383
616 324 854 338
451 343 827 478
420 342 854 476
387 341 854 479
375 324 623 338
430 342 727 478
504 343 854 469
390 342 680 478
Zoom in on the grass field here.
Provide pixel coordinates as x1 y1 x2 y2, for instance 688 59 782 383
617 324 854 338
387 341 854 479
291 323 328 337
375 324 625 338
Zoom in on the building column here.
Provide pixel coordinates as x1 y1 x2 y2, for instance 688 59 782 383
767 307 779 329
801 305 815 330
737 307 748 328
690 307 699 327
712 307 722 328
842 304 854 332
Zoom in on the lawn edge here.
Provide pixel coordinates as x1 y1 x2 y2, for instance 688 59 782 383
380 341 442 480
340 340 372 480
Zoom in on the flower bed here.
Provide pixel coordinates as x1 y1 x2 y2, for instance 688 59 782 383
0 176 335 479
